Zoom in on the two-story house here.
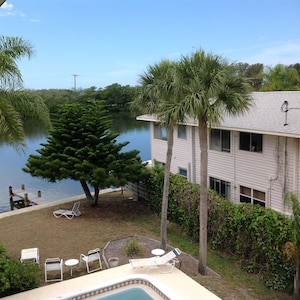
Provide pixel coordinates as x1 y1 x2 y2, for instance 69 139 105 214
137 91 300 214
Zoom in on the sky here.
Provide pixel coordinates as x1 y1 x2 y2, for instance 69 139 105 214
1 0 300 90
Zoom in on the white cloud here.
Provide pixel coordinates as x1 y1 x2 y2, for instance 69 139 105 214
2 2 13 9
221 39 300 66
0 2 13 16
0 2 40 22
28 18 40 23
246 39 300 66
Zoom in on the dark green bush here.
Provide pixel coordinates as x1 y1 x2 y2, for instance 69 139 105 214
0 243 40 297
208 196 294 291
143 168 295 292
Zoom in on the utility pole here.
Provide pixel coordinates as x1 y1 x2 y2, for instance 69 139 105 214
72 74 79 91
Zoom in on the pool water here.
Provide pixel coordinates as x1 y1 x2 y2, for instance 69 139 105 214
97 287 154 300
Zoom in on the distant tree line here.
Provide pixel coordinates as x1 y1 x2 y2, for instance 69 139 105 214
236 62 300 91
34 83 138 114
31 62 300 114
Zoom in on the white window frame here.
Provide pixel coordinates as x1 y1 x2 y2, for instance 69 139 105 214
209 177 231 200
178 167 187 178
239 132 263 153
240 185 265 207
154 123 167 140
177 125 187 139
210 129 231 152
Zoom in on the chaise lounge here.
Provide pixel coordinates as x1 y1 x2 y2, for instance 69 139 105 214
53 201 81 219
129 248 181 273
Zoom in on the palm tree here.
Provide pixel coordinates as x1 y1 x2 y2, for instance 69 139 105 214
174 49 252 274
131 60 183 250
0 36 50 150
283 192 300 298
260 64 300 91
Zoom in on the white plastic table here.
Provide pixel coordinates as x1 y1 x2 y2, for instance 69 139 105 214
65 259 79 277
20 248 39 264
151 248 165 256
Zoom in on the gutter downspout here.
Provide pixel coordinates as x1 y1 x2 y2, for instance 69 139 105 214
293 138 299 192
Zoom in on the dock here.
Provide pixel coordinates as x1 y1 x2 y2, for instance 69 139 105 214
9 185 47 210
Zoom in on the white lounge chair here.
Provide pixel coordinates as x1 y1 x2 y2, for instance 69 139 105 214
80 248 102 273
44 258 64 282
129 248 181 273
20 247 39 264
53 202 81 219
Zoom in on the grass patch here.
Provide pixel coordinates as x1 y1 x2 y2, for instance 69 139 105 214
0 190 292 299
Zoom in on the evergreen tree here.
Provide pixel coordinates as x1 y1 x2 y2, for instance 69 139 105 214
23 101 145 206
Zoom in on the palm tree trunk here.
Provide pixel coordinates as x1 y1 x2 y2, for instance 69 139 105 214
160 127 174 250
198 121 208 275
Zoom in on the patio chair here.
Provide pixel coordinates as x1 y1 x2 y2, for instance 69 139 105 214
20 247 39 264
53 201 81 219
44 258 64 282
80 248 102 273
129 248 181 274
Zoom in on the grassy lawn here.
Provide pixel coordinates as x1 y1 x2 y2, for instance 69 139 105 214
0 191 292 299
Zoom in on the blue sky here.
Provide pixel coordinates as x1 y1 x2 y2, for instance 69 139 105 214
1 0 300 90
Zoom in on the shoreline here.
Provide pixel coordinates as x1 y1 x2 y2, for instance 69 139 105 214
0 187 122 219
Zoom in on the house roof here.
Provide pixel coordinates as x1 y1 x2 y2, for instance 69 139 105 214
220 91 300 138
137 91 300 138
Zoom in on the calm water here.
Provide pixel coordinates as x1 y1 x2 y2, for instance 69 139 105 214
98 288 154 300
0 117 150 213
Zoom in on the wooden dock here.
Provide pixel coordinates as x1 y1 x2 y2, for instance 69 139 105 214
9 185 47 210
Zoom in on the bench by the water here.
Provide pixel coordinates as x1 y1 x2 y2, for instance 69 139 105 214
9 185 47 210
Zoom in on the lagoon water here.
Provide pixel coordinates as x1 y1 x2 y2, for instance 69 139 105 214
0 119 150 213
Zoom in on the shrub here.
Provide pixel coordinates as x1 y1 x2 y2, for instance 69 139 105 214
207 195 294 291
142 169 294 292
0 243 40 297
124 238 145 257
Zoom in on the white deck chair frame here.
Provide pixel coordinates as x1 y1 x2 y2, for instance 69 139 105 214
44 258 64 282
129 248 181 274
53 201 81 219
20 247 39 264
80 248 102 273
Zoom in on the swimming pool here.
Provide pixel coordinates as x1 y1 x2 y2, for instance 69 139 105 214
97 287 153 300
50 274 180 300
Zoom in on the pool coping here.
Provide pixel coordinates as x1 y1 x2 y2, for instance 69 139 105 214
2 264 221 300
48 274 180 300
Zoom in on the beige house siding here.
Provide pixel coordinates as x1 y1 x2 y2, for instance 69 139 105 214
141 92 300 215
151 126 300 214
170 126 193 181
150 123 166 165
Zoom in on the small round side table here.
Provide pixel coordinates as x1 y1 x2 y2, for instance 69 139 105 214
151 248 165 256
65 258 79 277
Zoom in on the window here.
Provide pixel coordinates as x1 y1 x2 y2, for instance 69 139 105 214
239 132 262 152
178 168 187 178
155 161 165 168
240 186 265 207
209 177 231 199
210 129 230 152
178 125 187 139
154 123 167 140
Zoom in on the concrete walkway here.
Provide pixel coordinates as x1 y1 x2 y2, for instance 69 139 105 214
0 188 121 219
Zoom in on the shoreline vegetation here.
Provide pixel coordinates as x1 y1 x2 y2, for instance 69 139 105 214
0 190 292 299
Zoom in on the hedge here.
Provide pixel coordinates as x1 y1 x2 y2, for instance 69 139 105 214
143 167 295 292
0 243 40 297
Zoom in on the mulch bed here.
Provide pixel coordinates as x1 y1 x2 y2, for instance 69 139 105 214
102 235 221 279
